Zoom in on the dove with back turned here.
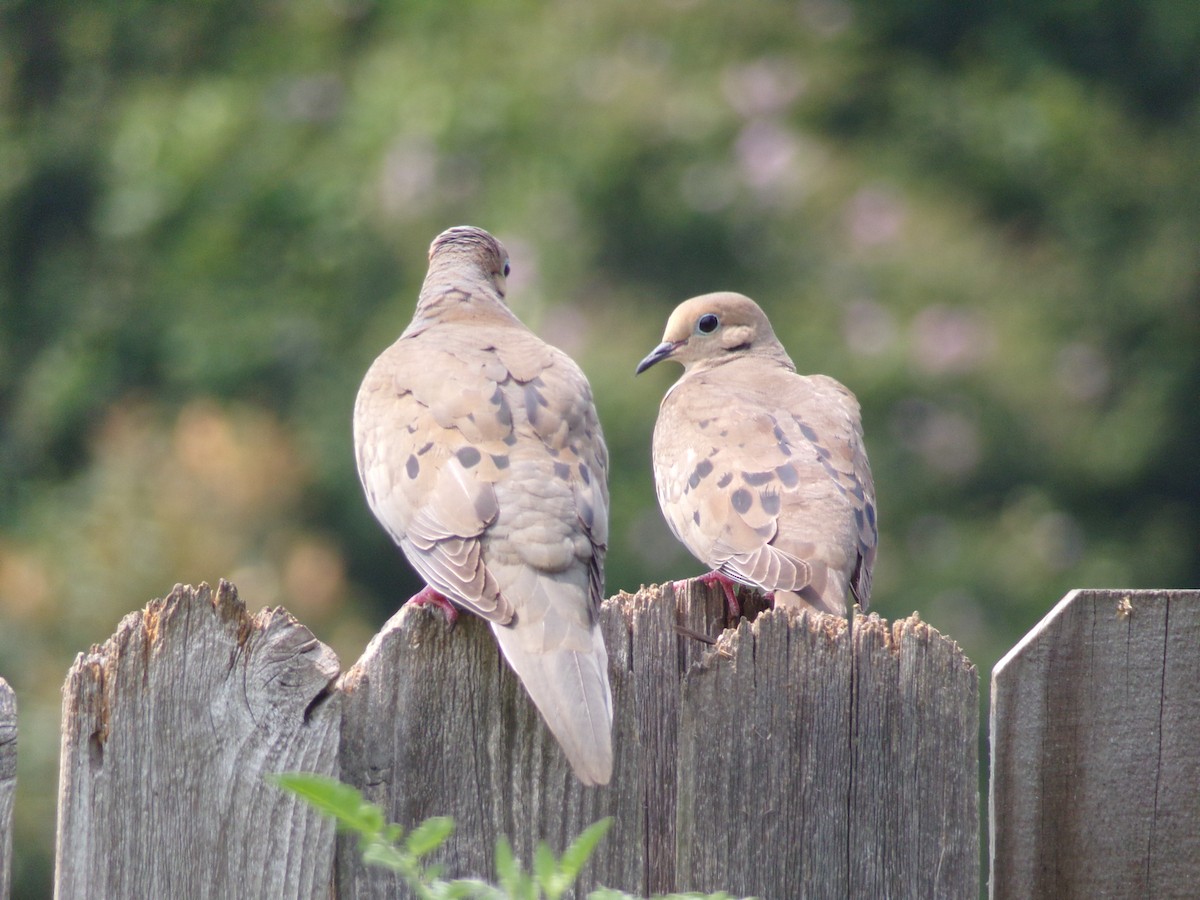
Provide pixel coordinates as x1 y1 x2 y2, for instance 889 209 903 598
636 292 877 617
353 226 613 785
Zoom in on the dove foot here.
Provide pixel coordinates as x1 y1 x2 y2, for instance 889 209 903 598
681 571 743 621
407 585 459 627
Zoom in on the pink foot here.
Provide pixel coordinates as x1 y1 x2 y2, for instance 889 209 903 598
675 570 743 620
407 585 459 627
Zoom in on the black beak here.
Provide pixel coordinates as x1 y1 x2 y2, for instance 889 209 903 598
635 340 680 375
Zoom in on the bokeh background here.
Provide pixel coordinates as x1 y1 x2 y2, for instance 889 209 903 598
2 0 1198 894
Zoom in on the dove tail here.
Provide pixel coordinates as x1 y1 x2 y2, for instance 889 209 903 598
490 616 614 786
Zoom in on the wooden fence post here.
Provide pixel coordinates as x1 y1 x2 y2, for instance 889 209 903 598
850 613 980 897
54 582 341 899
0 678 14 900
675 607 854 896
334 582 730 899
990 589 1200 898
677 609 979 898
338 581 979 898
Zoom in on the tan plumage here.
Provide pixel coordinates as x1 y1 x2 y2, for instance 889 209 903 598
637 292 877 616
353 226 613 784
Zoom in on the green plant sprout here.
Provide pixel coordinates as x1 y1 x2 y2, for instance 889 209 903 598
270 772 745 900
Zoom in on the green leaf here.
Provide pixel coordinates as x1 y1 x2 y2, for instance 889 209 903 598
361 839 408 871
422 883 453 900
533 841 559 893
587 893 748 900
355 802 387 835
494 834 518 887
273 776 741 900
444 879 505 899
493 835 534 900
407 816 455 857
559 817 613 881
269 772 386 837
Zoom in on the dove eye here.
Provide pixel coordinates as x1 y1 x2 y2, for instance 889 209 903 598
697 313 720 334
502 260 511 278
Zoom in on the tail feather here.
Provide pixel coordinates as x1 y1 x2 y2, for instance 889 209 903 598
488 571 613 785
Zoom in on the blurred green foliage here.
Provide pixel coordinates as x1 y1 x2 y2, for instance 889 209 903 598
1 0 1198 895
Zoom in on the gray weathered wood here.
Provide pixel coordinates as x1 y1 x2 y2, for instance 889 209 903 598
335 582 710 899
851 613 979 898
676 608 854 897
677 609 979 898
0 678 15 900
337 581 977 898
54 581 341 900
990 589 1200 899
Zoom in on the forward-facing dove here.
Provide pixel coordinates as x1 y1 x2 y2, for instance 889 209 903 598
636 292 876 617
353 226 613 784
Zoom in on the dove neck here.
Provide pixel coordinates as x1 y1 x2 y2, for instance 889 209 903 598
413 278 521 328
686 343 796 377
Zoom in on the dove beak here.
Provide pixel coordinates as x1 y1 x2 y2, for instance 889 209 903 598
636 340 683 375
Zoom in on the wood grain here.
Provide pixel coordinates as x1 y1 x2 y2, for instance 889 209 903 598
48 577 979 898
676 607 979 898
852 612 979 899
990 589 1200 899
333 585 690 899
337 580 977 899
0 678 14 900
676 607 854 897
54 581 341 900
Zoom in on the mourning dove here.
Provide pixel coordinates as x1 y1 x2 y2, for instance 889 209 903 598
636 292 877 617
353 226 613 785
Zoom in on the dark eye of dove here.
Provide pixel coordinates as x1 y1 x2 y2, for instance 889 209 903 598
697 313 720 334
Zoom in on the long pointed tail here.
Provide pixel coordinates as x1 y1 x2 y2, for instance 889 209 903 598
490 614 613 785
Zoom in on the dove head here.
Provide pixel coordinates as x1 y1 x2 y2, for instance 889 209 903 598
636 292 791 375
428 225 511 294
415 226 513 323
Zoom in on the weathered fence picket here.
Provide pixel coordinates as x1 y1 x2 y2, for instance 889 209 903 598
678 604 979 898
336 596 623 898
0 678 14 900
852 612 980 896
990 588 1200 899
53 582 341 899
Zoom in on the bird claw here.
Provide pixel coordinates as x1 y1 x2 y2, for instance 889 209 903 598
684 571 743 621
407 585 459 628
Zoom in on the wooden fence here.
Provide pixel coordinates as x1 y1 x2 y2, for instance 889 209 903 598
0 678 13 900
990 588 1200 898
0 584 1195 897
